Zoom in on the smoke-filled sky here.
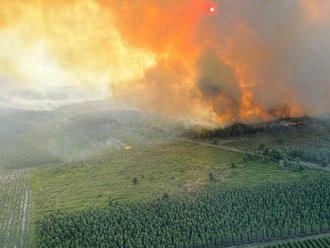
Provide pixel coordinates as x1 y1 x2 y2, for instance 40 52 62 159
0 0 329 125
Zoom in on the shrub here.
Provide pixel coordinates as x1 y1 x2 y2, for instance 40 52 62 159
162 193 169 200
258 143 265 150
209 172 215 181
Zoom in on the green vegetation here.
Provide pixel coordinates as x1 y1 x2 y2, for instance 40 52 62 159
208 172 215 181
254 140 330 168
287 145 330 166
262 235 330 248
194 118 330 169
162 192 169 200
3 108 329 247
32 142 321 215
0 149 61 169
35 176 330 248
256 143 330 170
0 168 32 247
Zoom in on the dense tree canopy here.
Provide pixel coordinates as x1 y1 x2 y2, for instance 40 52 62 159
35 175 330 248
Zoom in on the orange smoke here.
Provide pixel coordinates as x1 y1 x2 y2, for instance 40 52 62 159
301 0 330 23
108 0 310 125
0 0 329 126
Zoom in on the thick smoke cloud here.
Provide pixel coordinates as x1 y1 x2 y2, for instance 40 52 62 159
110 0 330 125
197 49 241 120
197 50 239 100
0 0 330 125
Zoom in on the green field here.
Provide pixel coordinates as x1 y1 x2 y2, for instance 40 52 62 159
0 168 32 247
32 141 322 215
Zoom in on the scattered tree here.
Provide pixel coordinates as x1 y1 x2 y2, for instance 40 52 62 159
162 193 169 200
258 143 265 150
208 172 215 181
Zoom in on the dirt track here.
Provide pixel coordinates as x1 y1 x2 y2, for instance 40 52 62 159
227 231 330 248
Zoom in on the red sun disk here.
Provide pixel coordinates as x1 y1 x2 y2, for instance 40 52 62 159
207 4 217 15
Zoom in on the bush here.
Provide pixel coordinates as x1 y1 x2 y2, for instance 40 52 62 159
258 143 265 150
267 149 287 162
279 160 285 168
321 162 328 167
209 172 215 181
162 193 169 200
294 165 305 172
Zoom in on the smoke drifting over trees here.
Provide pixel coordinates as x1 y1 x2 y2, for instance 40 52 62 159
0 0 330 125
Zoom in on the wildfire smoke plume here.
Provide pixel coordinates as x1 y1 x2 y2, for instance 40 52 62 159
0 0 330 126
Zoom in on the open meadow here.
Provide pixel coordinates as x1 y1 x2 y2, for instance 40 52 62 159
31 140 330 248
31 141 322 215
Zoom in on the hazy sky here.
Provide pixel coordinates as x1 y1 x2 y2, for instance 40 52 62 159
0 80 110 110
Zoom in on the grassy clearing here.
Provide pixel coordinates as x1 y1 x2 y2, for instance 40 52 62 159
32 141 323 215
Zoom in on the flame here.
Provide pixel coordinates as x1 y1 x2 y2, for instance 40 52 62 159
124 146 132 150
0 0 328 126
284 122 305 128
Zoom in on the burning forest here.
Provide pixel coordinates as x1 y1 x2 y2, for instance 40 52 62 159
0 0 330 126
2 2 330 248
